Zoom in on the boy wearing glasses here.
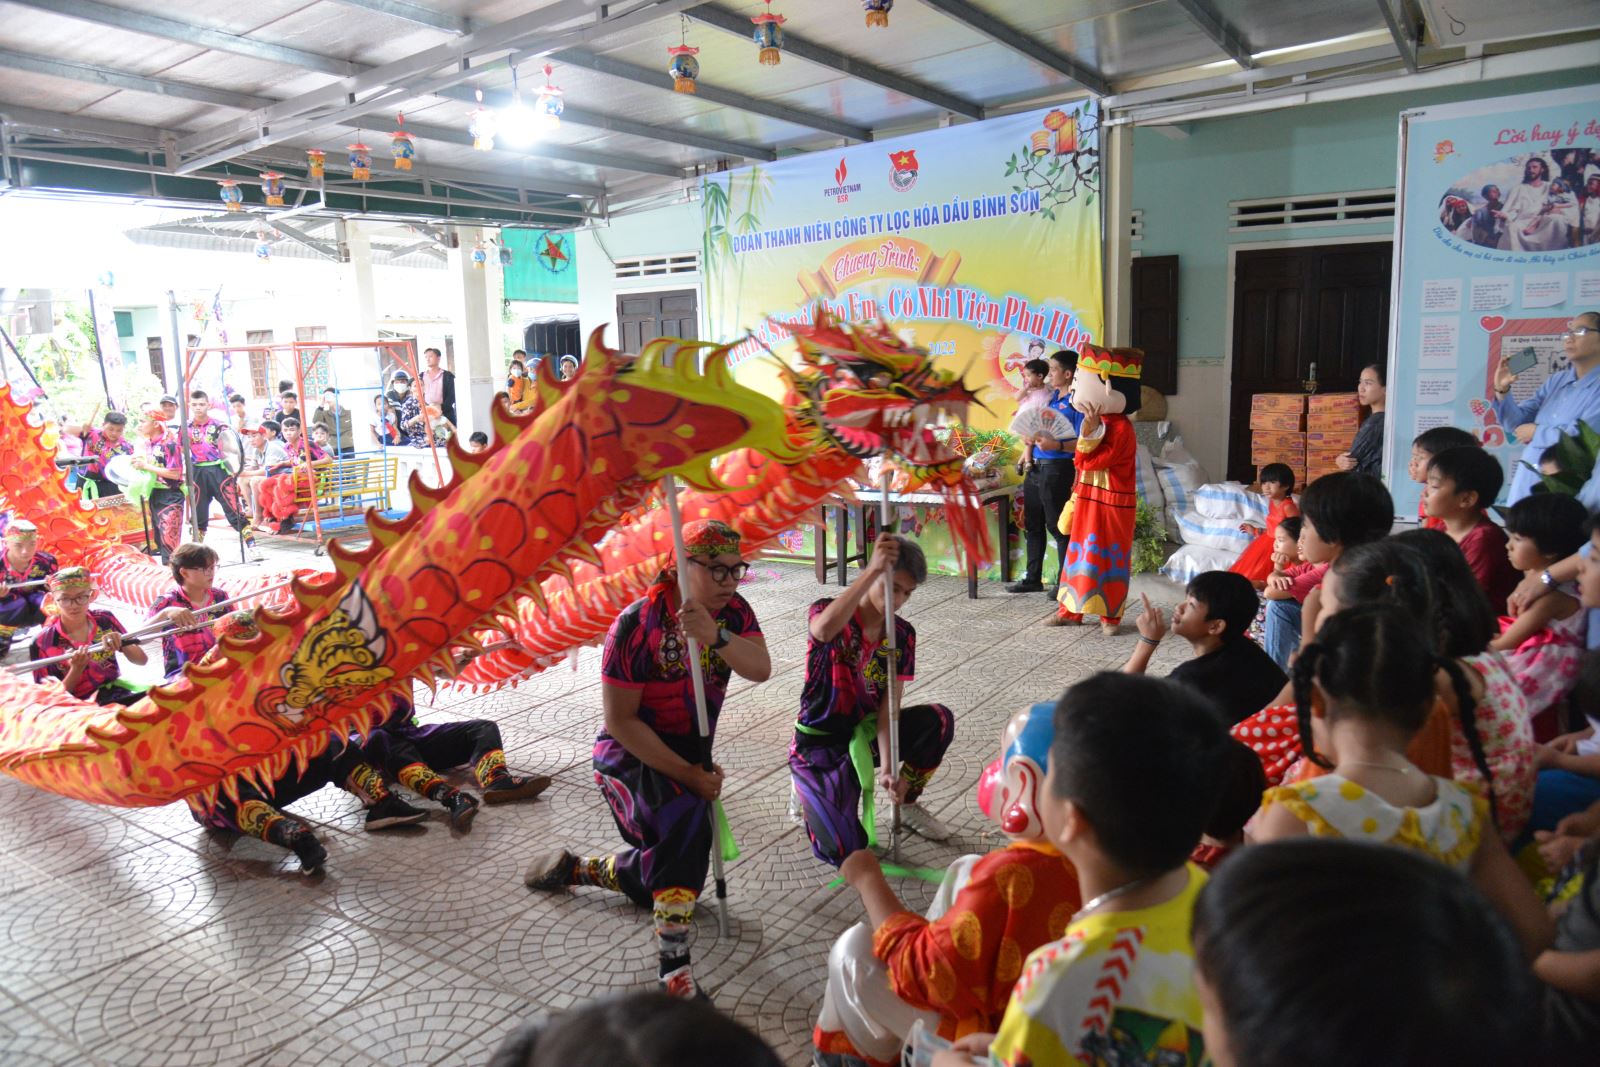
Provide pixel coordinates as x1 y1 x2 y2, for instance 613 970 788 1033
525 519 771 1000
148 542 230 679
30 567 149 705
790 533 957 864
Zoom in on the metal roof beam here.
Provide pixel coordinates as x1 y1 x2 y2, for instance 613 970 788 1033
915 0 1111 96
0 53 631 188
1376 0 1421 72
320 0 874 142
169 0 700 171
6 0 359 77
686 3 984 120
1169 0 1256 70
549 48 872 142
262 220 342 259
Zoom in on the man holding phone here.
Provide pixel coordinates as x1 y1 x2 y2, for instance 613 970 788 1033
1492 310 1600 503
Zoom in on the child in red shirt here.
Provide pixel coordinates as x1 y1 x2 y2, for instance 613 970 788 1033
1424 445 1519 612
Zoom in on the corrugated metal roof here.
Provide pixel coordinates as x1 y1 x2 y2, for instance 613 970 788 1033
0 0 1592 224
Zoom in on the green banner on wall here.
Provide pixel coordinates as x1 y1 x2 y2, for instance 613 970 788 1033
503 229 577 303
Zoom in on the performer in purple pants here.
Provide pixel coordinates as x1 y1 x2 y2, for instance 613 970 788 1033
0 520 56 655
790 534 956 865
524 520 771 1000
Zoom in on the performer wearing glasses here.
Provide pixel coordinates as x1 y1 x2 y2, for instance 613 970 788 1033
28 567 148 705
525 519 771 1000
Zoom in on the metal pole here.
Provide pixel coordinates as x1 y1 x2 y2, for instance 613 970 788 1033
84 289 116 411
167 291 199 542
662 475 732 938
881 471 901 861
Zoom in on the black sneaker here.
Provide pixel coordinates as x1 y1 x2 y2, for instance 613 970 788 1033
441 789 479 830
287 830 327 874
1005 579 1045 593
482 773 553 805
365 794 428 831
524 848 577 890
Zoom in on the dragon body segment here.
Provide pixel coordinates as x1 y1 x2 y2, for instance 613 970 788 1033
452 311 993 690
0 335 801 807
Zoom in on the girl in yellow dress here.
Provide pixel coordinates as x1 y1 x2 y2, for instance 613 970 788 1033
1254 602 1552 958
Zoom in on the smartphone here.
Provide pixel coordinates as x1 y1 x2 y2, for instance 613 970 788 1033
1507 347 1538 376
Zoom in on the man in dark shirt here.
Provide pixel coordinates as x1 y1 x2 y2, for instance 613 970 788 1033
1007 348 1082 596
1123 571 1285 725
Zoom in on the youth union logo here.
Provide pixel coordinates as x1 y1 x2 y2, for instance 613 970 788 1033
824 158 861 203
888 149 919 192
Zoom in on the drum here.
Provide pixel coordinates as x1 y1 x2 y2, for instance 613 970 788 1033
215 426 244 476
104 454 136 489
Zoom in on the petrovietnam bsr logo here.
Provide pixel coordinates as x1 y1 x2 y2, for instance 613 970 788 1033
825 158 861 203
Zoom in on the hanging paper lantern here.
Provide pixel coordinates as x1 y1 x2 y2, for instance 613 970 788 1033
1043 108 1077 156
217 178 243 212
534 64 563 131
497 241 513 267
751 0 785 66
471 240 488 269
348 142 372 181
259 170 285 207
667 44 700 94
469 88 496 151
863 0 892 27
306 148 326 181
254 228 273 260
1029 130 1050 156
391 113 416 171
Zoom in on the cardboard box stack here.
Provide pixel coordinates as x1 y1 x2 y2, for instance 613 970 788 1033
1249 393 1306 486
1305 392 1361 482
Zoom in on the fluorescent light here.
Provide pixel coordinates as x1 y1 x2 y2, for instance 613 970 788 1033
498 99 541 147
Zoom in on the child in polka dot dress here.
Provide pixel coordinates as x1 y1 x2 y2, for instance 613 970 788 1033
1253 603 1552 957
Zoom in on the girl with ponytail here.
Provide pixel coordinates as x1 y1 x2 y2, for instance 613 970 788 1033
1254 602 1553 959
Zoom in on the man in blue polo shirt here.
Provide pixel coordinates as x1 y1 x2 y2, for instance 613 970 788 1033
1492 310 1600 504
1007 349 1084 596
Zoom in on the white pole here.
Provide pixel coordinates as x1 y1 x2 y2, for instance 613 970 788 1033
881 471 901 862
662 476 732 937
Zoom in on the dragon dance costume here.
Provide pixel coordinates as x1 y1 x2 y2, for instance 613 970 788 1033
29 568 144 706
526 520 762 996
0 520 56 654
148 584 229 678
181 416 256 551
140 425 187 564
790 598 953 867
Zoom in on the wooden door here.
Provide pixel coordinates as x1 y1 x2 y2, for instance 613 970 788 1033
617 289 698 354
1131 255 1179 396
1227 242 1391 482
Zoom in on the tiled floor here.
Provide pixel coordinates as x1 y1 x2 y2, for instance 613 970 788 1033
0 530 1187 1066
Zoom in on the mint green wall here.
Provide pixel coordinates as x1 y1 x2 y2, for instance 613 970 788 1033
1132 69 1600 374
575 201 703 346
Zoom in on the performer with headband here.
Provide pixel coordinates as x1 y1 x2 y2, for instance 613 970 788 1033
525 519 771 999
62 411 133 499
0 520 57 655
182 390 259 559
28 567 148 705
131 404 187 563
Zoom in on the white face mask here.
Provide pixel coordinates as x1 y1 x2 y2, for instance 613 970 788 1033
511 368 523 378
323 396 335 407
395 382 410 395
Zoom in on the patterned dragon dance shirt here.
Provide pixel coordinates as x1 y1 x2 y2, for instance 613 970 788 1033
148 586 229 677
80 428 133 480
1 550 58 594
599 589 762 752
30 609 128 700
182 418 230 463
145 431 185 488
797 597 916 739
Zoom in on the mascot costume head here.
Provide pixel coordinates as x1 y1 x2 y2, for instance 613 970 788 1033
976 701 1056 842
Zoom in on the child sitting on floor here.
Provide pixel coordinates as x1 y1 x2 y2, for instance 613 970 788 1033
1253 602 1551 958
814 701 1081 1067
1424 446 1519 611
934 672 1229 1067
1194 839 1534 1067
1492 493 1589 728
1408 425 1480 532
1190 739 1266 871
1230 463 1299 586
1123 572 1285 726
1260 472 1393 671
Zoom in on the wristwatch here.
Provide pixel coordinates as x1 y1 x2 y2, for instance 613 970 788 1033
1540 569 1556 587
712 625 732 650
